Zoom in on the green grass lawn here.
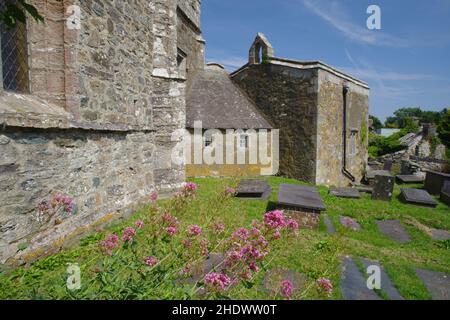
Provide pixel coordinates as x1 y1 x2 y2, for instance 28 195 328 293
0 176 449 300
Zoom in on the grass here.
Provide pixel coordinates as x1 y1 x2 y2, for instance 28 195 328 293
0 176 449 300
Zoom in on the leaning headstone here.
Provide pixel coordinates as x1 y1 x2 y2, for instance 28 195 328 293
372 174 395 201
415 269 450 300
323 215 336 235
340 216 361 231
236 179 271 199
262 268 307 297
329 187 361 199
424 171 450 195
441 181 450 207
360 258 404 300
396 175 425 184
340 257 381 300
376 220 411 244
399 188 438 208
383 160 393 172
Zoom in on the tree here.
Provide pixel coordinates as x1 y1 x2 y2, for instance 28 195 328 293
0 0 43 29
438 109 450 149
369 115 382 131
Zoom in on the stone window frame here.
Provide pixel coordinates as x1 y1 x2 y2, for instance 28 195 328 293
239 134 249 149
177 48 187 79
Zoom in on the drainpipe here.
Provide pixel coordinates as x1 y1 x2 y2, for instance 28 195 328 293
342 85 356 183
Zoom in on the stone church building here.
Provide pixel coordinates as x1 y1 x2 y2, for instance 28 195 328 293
0 1 368 264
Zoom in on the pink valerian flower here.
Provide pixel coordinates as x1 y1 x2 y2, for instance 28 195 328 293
249 262 259 272
232 228 250 241
179 182 198 198
162 212 179 227
188 225 202 236
287 219 299 230
225 250 243 266
182 265 191 275
273 228 282 240
204 273 232 292
143 256 159 267
135 220 144 229
181 239 191 248
121 227 136 244
281 280 294 299
317 278 333 297
224 187 236 196
264 210 286 229
212 222 225 234
149 191 158 203
200 238 209 256
166 226 178 236
99 233 119 255
51 193 75 213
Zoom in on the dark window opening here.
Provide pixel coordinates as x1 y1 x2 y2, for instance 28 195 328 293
177 48 187 78
0 0 30 92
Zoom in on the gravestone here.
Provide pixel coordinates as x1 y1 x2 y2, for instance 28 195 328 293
360 258 404 300
236 179 271 199
329 187 361 199
340 257 381 300
365 170 391 186
396 175 424 184
415 269 450 300
383 160 393 172
178 253 225 286
262 268 307 297
400 188 438 208
339 216 361 231
441 181 450 207
424 171 450 195
372 175 395 201
376 220 411 244
356 185 373 194
430 229 450 241
323 215 336 234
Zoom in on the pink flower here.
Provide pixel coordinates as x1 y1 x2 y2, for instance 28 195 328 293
181 239 191 248
99 233 119 255
317 278 333 297
204 273 232 292
213 222 225 234
121 227 136 244
188 225 202 236
166 226 177 236
143 256 159 267
183 265 191 274
162 212 179 227
184 182 198 192
149 191 158 202
249 262 259 272
287 219 299 230
135 220 144 229
264 210 286 229
281 280 294 299
232 228 250 241
224 187 236 196
273 229 282 240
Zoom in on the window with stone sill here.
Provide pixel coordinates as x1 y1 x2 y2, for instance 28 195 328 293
0 0 30 93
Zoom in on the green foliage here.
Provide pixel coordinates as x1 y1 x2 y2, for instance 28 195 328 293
369 130 407 158
0 0 44 29
261 53 269 65
437 109 450 149
360 122 368 145
369 115 383 131
384 107 447 129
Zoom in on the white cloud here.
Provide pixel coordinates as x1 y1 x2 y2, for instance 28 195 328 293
302 0 411 47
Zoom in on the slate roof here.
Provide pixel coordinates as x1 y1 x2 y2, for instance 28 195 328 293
186 64 273 129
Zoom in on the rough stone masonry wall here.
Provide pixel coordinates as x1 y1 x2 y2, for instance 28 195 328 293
316 70 369 187
0 0 199 265
232 64 318 183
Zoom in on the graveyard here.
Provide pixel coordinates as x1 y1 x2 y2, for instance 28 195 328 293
0 176 448 300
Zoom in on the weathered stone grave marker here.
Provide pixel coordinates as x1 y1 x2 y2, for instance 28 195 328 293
329 187 361 199
340 257 381 300
383 160 393 172
396 175 425 184
360 258 404 300
323 215 336 234
441 180 450 207
430 229 450 241
415 268 450 300
262 268 307 297
339 216 361 231
424 170 450 195
399 188 437 208
376 220 411 244
365 170 390 186
372 174 395 201
236 179 271 200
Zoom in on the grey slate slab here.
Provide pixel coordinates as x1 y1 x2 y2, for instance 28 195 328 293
415 268 450 300
236 179 271 199
376 220 411 244
323 215 336 234
329 187 361 199
340 216 361 231
340 257 381 300
430 229 450 241
396 175 425 184
400 188 438 208
360 258 404 300
278 184 326 212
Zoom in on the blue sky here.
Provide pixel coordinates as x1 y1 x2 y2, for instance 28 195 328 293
201 0 450 121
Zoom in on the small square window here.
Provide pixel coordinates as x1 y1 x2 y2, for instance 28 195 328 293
239 134 249 149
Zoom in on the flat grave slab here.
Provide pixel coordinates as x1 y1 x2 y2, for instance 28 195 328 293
177 253 225 286
329 187 361 199
400 188 438 208
341 257 381 300
323 215 336 234
340 216 361 231
430 229 450 241
415 268 450 300
366 170 391 181
236 179 271 199
278 184 326 212
396 175 425 184
356 185 373 194
284 211 320 229
360 258 404 300
376 220 411 244
262 268 307 297
372 175 395 201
